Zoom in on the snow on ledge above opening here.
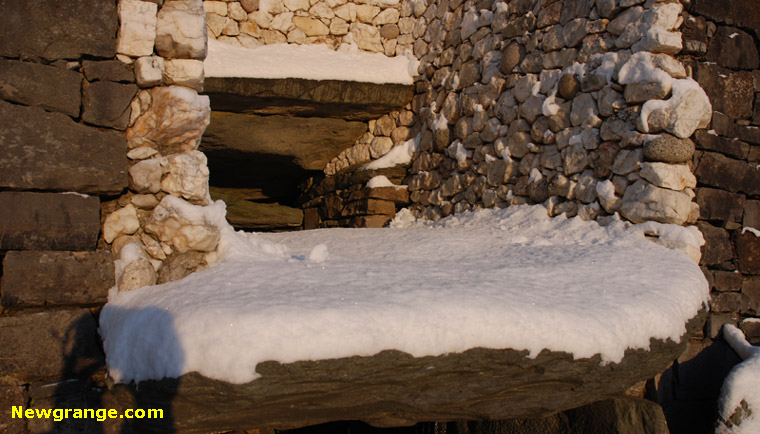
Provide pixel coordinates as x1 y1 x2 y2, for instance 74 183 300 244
203 38 420 85
100 204 709 385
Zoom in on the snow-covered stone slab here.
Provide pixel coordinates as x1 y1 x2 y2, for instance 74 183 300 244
101 205 709 430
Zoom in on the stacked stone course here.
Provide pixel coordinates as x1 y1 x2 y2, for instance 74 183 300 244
681 0 760 346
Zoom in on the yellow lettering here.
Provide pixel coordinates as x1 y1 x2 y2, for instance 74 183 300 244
84 408 94 418
66 408 72 418
96 409 107 422
25 409 35 418
73 409 83 419
12 406 23 418
108 409 118 419
53 409 64 422
34 408 52 419
148 409 164 419
135 409 145 418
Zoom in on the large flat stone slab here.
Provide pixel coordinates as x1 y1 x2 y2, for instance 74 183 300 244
203 77 414 121
0 100 127 194
0 0 117 60
1 251 114 308
108 312 703 433
0 192 101 251
0 59 83 117
209 188 303 231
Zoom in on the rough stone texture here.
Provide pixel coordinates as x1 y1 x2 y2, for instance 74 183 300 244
695 152 752 194
643 134 695 164
694 63 754 120
706 26 759 70
698 222 734 267
156 0 208 59
620 180 692 224
127 86 211 155
109 314 701 432
0 59 82 117
117 0 158 57
201 112 366 172
161 151 211 203
737 232 760 275
144 196 221 253
82 59 135 83
0 100 127 194
0 192 100 251
690 0 760 38
203 77 414 120
0 309 103 382
82 81 138 130
157 251 208 284
696 188 744 224
0 0 117 60
209 188 303 231
0 386 27 434
454 397 670 434
693 130 750 160
1 251 114 308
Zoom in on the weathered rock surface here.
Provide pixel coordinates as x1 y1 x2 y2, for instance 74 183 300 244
0 192 100 251
209 188 303 231
0 59 82 117
454 397 670 434
108 312 703 433
82 81 138 130
0 309 103 382
0 100 127 194
155 0 207 59
1 251 114 308
145 196 221 253
127 86 211 154
643 134 695 163
203 77 414 120
0 0 117 60
202 112 367 172
620 179 692 224
117 0 158 58
82 59 135 83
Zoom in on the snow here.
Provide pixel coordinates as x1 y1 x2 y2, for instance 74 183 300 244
204 38 419 85
100 204 709 385
362 135 420 170
716 324 760 434
742 227 760 237
596 180 616 202
729 32 739 39
366 175 405 189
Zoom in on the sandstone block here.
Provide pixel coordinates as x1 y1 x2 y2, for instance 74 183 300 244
694 63 754 120
691 0 760 43
0 309 102 381
82 59 134 83
696 188 744 224
1 251 114 308
0 192 100 251
737 231 760 274
694 152 748 194
706 26 759 70
0 0 117 59
620 179 692 224
0 59 82 117
156 0 207 59
698 222 734 267
344 199 396 216
117 0 158 57
0 386 27 434
693 131 749 160
82 81 138 130
0 100 127 194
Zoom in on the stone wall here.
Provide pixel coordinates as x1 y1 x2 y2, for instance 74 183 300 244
204 0 412 55
104 0 223 292
0 0 124 431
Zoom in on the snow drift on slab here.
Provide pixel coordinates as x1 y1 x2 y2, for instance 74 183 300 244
203 38 419 85
100 204 709 385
